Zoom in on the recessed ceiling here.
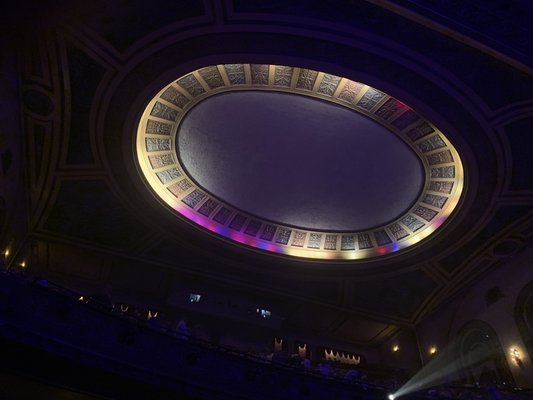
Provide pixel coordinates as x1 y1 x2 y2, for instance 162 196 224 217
136 64 464 260
178 91 424 231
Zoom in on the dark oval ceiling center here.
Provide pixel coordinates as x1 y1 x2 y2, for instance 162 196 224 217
177 91 423 231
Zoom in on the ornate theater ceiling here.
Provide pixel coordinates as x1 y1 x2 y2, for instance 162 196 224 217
137 64 464 259
3 0 532 349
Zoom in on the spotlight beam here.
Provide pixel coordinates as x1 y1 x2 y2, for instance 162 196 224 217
393 340 495 398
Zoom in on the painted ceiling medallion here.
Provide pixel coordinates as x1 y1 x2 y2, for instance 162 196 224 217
136 64 464 260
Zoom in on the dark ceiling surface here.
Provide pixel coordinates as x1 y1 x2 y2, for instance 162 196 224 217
1 0 533 349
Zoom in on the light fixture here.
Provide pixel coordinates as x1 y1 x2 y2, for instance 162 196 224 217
136 64 465 261
511 348 522 366
3 249 9 257
392 345 400 352
429 346 437 355
388 394 395 400
189 293 201 303
257 308 271 318
20 261 26 268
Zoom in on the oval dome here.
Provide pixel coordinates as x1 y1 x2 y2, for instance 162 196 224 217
136 64 464 260
178 91 423 231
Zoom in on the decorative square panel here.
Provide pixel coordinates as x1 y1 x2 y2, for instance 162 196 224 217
177 74 205 97
145 138 171 152
291 231 306 247
338 80 363 103
427 150 453 165
307 233 322 249
375 98 405 120
260 225 277 241
423 194 448 208
275 228 291 245
244 220 262 236
168 179 192 197
324 235 338 250
156 167 181 184
358 233 373 249
229 214 247 230
274 66 293 87
224 64 245 85
161 86 189 108
150 102 179 121
146 120 172 135
413 205 438 221
389 223 409 240
198 66 224 89
430 166 455 178
198 198 219 216
341 235 356 250
296 69 318 90
318 74 341 96
251 64 269 85
181 189 206 209
391 110 420 130
213 207 232 224
374 230 392 246
429 181 454 193
401 215 425 231
406 121 435 141
357 88 385 110
417 135 447 152
148 153 174 168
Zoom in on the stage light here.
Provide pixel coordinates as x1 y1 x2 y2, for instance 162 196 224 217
392 345 400 352
388 394 395 400
429 346 437 355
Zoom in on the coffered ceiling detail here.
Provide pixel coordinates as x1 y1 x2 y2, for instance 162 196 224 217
137 64 464 260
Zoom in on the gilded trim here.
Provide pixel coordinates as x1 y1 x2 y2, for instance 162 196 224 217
136 64 464 260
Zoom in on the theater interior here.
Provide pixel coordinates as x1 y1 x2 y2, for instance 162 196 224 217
1 1 532 399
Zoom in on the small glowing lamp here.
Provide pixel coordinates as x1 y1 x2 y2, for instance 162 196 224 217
78 296 84 301
4 249 9 257
392 345 400 352
429 346 437 355
20 261 26 268
388 394 395 400
511 348 522 366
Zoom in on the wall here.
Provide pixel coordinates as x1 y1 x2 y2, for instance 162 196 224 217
379 328 421 375
416 244 533 388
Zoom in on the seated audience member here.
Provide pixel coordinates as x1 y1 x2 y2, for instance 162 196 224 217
318 361 332 377
176 319 189 339
147 314 161 329
344 369 360 382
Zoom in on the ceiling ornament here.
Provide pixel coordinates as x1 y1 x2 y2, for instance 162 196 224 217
136 64 464 260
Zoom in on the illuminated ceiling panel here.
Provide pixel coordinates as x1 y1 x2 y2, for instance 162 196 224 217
136 64 464 260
